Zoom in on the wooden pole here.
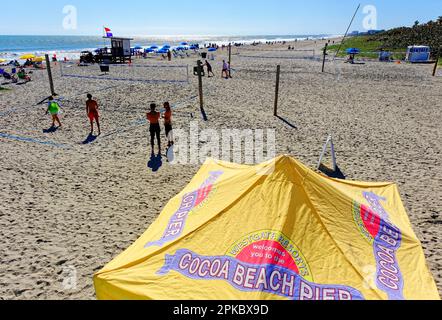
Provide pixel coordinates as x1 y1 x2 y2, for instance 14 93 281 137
432 55 439 77
45 54 56 96
197 60 208 121
274 65 281 117
322 43 328 73
228 43 232 78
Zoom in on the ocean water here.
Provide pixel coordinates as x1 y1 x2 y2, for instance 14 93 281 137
0 34 334 61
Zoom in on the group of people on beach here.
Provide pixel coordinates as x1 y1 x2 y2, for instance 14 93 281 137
202 60 231 79
146 102 174 155
45 94 101 135
45 94 174 155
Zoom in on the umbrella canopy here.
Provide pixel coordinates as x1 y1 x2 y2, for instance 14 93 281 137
189 45 198 50
150 45 159 49
346 48 361 54
157 49 169 54
0 59 6 63
19 54 36 60
175 46 186 51
144 48 155 53
208 48 217 52
162 45 171 49
94 155 439 300
134 45 143 50
33 57 45 62
180 42 188 46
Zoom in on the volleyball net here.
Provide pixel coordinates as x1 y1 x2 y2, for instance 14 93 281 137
60 62 190 84
237 49 318 61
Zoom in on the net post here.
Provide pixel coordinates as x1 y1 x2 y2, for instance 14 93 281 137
45 54 56 96
322 43 328 73
197 60 208 121
432 52 440 77
274 65 281 117
228 43 232 78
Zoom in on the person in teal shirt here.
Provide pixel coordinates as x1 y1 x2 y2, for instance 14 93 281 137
45 96 62 128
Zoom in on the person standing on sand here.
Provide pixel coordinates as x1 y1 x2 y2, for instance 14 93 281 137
204 60 215 77
222 60 229 79
163 102 174 147
86 94 101 135
46 96 62 128
147 103 161 155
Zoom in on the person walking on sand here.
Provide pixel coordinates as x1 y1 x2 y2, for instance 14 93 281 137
204 60 215 78
147 103 161 155
46 96 62 128
86 94 101 135
163 102 174 147
222 60 229 79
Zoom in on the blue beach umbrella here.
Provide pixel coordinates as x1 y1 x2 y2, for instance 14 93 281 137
208 48 217 52
189 45 198 50
346 48 360 54
144 48 155 53
180 42 188 46
157 49 169 54
150 45 159 49
162 44 171 49
134 45 143 50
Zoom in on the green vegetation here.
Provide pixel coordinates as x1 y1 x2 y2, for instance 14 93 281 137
327 17 442 60
327 36 405 59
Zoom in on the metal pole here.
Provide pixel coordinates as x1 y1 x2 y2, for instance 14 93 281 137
274 65 281 117
197 60 208 121
45 54 56 96
334 4 361 60
322 43 328 73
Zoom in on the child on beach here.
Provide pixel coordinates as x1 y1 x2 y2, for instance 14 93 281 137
86 94 101 136
46 96 62 128
147 103 161 155
163 102 174 147
204 60 215 78
222 60 229 79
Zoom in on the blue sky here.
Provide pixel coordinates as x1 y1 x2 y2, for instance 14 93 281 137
1 0 441 36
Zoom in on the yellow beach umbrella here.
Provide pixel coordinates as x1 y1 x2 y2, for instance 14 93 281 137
0 59 6 63
33 57 45 62
19 54 36 60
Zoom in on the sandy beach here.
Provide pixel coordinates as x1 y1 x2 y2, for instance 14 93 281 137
0 38 441 300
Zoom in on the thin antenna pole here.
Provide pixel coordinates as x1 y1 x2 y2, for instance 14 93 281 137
334 4 361 60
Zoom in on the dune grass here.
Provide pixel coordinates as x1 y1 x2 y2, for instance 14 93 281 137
327 36 406 60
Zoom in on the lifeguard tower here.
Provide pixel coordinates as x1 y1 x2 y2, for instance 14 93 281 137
406 46 431 63
96 37 133 64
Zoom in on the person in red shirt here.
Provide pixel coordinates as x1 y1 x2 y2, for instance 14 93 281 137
147 103 161 155
86 94 101 135
163 102 174 148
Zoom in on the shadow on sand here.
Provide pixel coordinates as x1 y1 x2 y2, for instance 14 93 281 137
319 164 346 180
276 116 297 129
82 133 98 145
148 154 163 172
43 126 59 134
